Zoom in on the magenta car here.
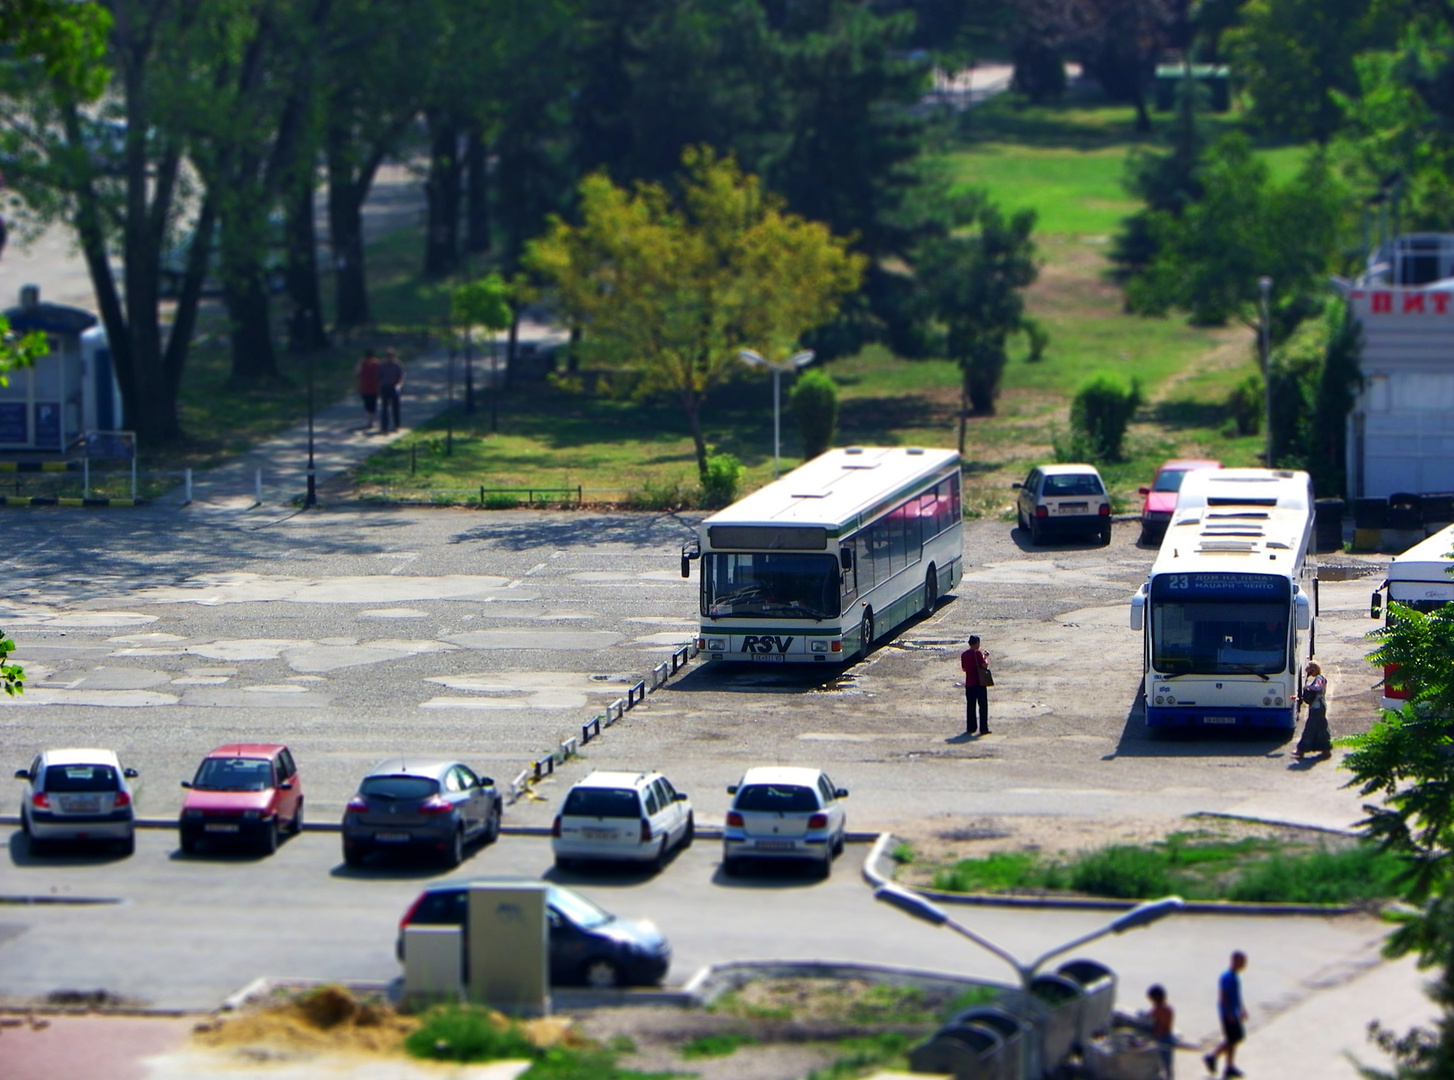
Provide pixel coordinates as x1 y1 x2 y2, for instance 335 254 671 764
1138 459 1221 545
179 743 303 855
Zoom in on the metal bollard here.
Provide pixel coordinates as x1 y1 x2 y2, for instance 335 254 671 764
607 699 625 725
582 716 603 744
559 737 578 760
254 468 262 505
627 680 646 708
533 756 555 781
83 457 90 500
651 662 668 690
184 468 192 505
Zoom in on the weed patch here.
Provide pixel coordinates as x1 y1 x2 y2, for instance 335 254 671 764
680 1032 756 1059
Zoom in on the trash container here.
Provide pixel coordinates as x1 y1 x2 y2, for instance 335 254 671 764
1422 493 1454 529
945 1007 1029 1080
1352 497 1388 530
910 1021 1005 1080
1387 493 1423 531
1313 498 1345 553
1082 1032 1163 1080
1056 960 1117 1049
1030 973 1085 1074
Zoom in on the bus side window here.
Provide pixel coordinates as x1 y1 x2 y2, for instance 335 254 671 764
951 473 962 521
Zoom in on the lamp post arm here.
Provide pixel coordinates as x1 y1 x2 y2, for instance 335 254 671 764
1024 925 1120 979
942 915 1034 986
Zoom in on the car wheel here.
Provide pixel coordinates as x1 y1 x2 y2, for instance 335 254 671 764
180 831 198 856
681 813 695 848
484 802 501 844
343 842 367 868
1030 517 1044 546
289 799 304 835
859 610 874 659
261 819 279 856
20 809 30 837
922 565 938 617
722 851 742 876
1139 525 1153 546
445 827 464 868
815 849 833 879
582 958 622 990
832 830 845 858
28 834 49 857
1099 523 1113 546
554 855 574 872
653 836 669 871
118 832 136 857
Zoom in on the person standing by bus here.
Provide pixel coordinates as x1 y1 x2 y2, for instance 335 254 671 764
960 635 991 735
1294 662 1331 759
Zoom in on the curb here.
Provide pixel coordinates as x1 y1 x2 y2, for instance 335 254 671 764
861 832 1361 917
0 461 79 473
0 496 148 508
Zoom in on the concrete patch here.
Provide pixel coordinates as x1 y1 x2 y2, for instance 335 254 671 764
357 608 429 619
424 670 634 710
170 676 231 686
280 639 457 674
186 639 309 661
108 632 188 644
244 683 311 694
71 667 174 690
178 688 334 708
441 629 623 651
3 688 178 707
631 631 695 646
46 611 159 628
137 572 515 605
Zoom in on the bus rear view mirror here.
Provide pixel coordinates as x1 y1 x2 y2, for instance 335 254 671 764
1295 592 1312 631
1130 585 1147 631
1371 592 1382 620
681 555 691 579
840 549 853 571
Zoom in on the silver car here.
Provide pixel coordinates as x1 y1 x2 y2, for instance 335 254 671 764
15 748 138 855
722 766 848 877
341 758 501 868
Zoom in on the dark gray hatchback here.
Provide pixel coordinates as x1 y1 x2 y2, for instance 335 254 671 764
342 759 501 868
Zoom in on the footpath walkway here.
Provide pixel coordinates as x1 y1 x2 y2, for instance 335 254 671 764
162 322 565 511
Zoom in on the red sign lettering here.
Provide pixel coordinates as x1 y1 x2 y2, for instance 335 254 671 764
1372 292 1393 313
1404 293 1426 314
1436 293 1451 315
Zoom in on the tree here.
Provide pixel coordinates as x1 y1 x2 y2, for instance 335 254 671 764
1127 134 1346 343
0 627 21 696
0 0 110 98
790 369 839 459
527 148 864 478
1 0 219 444
1225 0 1390 144
911 193 1039 446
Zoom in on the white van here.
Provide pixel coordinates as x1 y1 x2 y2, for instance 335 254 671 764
1370 523 1454 709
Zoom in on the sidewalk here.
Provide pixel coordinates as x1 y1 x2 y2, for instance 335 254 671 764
162 322 565 511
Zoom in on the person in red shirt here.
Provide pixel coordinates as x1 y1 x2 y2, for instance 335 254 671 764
960 635 990 735
356 350 380 430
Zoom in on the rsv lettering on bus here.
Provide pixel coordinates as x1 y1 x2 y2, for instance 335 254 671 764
741 635 794 654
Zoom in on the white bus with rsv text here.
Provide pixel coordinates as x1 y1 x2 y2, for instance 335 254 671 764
1369 522 1454 710
1130 468 1316 730
682 446 963 663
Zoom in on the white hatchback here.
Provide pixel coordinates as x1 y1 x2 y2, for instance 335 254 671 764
722 766 848 877
15 748 138 855
552 771 694 870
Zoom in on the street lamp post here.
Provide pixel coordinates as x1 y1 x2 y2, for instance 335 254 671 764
1259 276 1273 465
738 348 815 478
303 309 316 509
874 883 1183 1078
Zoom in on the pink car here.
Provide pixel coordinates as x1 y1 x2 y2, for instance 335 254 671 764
179 743 303 855
1138 459 1221 544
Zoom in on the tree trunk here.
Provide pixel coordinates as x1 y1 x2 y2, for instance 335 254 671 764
285 177 328 352
423 110 463 278
683 392 709 480
505 303 520 390
1132 83 1152 134
327 144 371 328
957 382 968 456
221 224 280 381
465 126 490 254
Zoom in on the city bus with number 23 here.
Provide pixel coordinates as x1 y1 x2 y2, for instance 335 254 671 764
1129 468 1316 730
681 446 964 663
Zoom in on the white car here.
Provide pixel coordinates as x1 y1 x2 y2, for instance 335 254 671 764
722 766 848 877
552 771 694 870
1014 463 1113 546
15 748 138 855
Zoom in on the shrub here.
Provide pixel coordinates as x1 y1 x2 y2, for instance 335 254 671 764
482 492 521 510
1025 320 1050 363
934 851 1040 893
681 1033 755 1060
1068 845 1171 899
1069 373 1144 462
701 453 745 509
624 478 698 511
405 1005 538 1063
1226 371 1263 436
1228 845 1406 905
790 370 839 459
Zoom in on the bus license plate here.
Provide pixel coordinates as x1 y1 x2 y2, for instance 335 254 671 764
750 654 785 662
1204 716 1237 724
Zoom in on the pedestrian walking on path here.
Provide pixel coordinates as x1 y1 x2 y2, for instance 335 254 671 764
1147 983 1176 1079
378 348 405 433
1294 662 1331 759
356 349 380 430
959 635 991 735
1205 951 1248 1079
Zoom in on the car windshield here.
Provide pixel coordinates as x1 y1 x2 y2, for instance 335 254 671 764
193 757 274 792
1043 474 1103 497
361 775 439 800
1152 469 1189 493
734 784 819 813
563 788 641 818
44 764 119 792
548 886 612 930
704 552 840 620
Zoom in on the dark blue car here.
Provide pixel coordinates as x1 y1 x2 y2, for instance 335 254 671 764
396 879 671 989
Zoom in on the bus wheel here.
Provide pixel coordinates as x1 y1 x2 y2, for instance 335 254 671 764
922 566 938 617
859 611 875 658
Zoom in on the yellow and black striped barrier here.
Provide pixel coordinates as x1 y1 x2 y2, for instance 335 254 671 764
0 461 81 473
0 496 148 508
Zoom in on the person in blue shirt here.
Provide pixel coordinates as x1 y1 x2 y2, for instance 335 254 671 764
1204 951 1248 1078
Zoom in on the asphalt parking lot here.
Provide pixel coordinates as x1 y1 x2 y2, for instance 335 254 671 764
0 506 1391 1019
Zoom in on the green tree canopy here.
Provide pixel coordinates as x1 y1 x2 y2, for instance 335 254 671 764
526 147 864 478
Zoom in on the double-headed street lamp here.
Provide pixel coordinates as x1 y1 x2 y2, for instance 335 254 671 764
1258 275 1273 466
739 348 815 478
874 882 1183 1078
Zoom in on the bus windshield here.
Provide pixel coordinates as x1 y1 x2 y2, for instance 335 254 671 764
705 553 840 620
1150 574 1291 676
